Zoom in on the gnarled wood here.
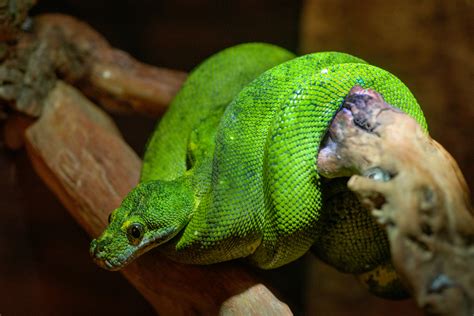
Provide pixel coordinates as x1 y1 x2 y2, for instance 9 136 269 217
23 81 291 315
0 14 186 117
318 86 474 316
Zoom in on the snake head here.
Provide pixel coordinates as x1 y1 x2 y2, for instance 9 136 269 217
90 179 194 270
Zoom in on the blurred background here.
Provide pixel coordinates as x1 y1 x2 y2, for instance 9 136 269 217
1 0 472 314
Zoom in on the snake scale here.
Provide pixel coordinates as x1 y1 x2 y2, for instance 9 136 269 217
90 43 427 298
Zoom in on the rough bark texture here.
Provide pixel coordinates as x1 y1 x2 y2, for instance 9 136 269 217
22 81 291 315
0 0 36 41
0 13 186 117
317 86 474 316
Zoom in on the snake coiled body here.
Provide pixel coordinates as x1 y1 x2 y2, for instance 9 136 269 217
91 43 427 296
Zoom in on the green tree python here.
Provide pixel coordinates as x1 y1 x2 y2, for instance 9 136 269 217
90 43 427 298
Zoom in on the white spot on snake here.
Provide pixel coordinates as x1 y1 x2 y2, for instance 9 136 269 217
320 68 329 74
194 230 199 236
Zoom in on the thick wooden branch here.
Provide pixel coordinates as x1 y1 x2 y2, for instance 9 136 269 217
318 86 474 316
23 81 291 315
0 13 186 117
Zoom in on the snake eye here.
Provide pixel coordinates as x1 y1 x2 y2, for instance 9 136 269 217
127 223 144 244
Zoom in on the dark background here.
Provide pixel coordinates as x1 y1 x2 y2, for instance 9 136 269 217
1 0 472 315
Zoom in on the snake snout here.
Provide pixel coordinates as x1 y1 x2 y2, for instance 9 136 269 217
90 238 121 270
90 237 111 259
89 238 102 258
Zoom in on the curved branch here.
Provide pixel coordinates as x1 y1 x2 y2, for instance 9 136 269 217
1 13 186 117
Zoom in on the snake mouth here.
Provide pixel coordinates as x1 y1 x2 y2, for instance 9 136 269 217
89 244 131 270
91 249 137 271
90 234 171 271
94 258 121 271
89 238 136 271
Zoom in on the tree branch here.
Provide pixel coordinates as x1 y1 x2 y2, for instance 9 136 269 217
318 86 474 316
0 14 186 117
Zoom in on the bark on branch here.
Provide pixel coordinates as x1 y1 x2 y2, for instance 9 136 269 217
318 86 474 316
0 13 186 117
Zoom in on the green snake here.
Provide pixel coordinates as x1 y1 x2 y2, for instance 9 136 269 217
90 43 427 298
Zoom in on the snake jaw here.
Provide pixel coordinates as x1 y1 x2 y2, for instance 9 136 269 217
89 236 136 271
90 224 185 271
